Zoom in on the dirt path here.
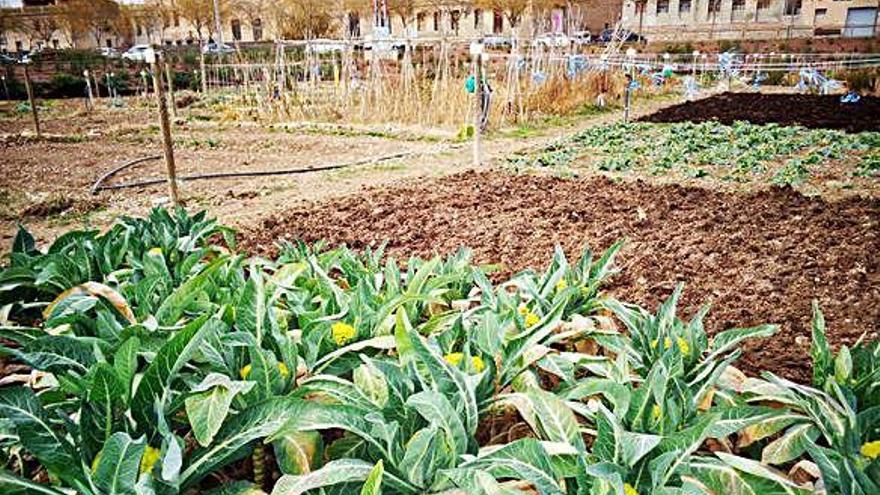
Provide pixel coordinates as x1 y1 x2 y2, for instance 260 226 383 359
1 94 678 249
243 170 880 382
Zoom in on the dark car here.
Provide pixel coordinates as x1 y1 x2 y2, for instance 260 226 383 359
598 29 645 44
0 53 17 64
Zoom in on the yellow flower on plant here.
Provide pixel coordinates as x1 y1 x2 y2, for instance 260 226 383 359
677 337 690 356
278 362 290 377
140 445 161 475
240 364 252 379
555 279 568 292
331 322 356 346
624 483 640 495
861 440 880 460
444 352 486 373
444 352 464 367
518 304 529 316
525 312 541 328
471 355 486 373
652 404 662 421
147 247 163 256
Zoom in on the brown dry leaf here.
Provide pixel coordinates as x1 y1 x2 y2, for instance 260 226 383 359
43 281 136 325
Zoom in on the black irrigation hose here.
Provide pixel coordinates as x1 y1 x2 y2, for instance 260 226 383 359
91 151 414 193
90 154 163 195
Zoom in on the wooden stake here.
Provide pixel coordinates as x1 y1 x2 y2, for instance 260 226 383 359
164 61 177 117
151 53 180 206
22 64 40 137
472 51 483 167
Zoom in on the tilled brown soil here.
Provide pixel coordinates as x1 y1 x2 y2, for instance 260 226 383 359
245 171 880 382
639 92 880 133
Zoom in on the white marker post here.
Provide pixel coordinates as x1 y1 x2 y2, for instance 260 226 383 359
470 41 484 167
83 70 94 111
146 47 180 206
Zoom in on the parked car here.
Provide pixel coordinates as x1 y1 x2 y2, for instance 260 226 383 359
201 42 236 55
598 29 644 44
305 39 348 54
572 31 593 45
97 47 120 58
534 32 570 49
0 53 17 64
482 35 512 49
122 44 152 62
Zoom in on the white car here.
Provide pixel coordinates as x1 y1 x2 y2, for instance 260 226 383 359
97 47 120 58
122 45 151 62
534 33 570 49
305 39 348 54
202 42 236 55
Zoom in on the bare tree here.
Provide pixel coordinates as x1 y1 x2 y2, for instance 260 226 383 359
60 0 122 48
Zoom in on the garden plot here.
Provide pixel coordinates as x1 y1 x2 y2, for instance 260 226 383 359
246 170 880 383
508 120 880 194
640 92 880 133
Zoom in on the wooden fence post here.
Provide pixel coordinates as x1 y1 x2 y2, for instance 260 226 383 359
23 63 40 137
149 50 180 206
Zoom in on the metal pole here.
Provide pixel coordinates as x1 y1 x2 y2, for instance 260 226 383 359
624 75 632 123
472 51 483 167
1 75 8 100
150 52 180 206
23 64 40 137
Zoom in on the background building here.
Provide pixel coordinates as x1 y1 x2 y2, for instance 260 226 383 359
621 0 879 41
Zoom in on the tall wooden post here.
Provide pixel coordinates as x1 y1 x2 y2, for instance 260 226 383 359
149 50 180 206
471 43 484 167
165 61 177 117
22 63 40 137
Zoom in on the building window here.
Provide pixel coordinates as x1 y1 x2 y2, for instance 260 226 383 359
493 10 503 33
784 0 802 16
52 39 58 49
417 12 424 31
732 0 746 11
16 40 23 52
679 0 691 13
253 18 263 40
106 39 113 48
231 19 242 41
474 8 482 29
814 8 827 21
450 10 460 32
708 0 722 14
433 11 440 31
136 24 143 36
656 0 669 14
757 0 771 10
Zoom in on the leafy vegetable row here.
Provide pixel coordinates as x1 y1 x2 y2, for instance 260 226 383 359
0 209 877 495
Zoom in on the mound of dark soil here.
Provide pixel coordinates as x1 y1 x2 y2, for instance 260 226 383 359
244 171 880 382
639 92 880 133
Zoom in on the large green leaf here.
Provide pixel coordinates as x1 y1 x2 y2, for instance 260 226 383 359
273 431 323 476
0 387 83 488
131 315 222 434
0 469 67 495
185 373 256 447
272 459 414 495
407 390 469 457
92 432 146 495
155 257 226 325
360 460 384 495
80 363 126 459
761 423 820 465
181 397 305 489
